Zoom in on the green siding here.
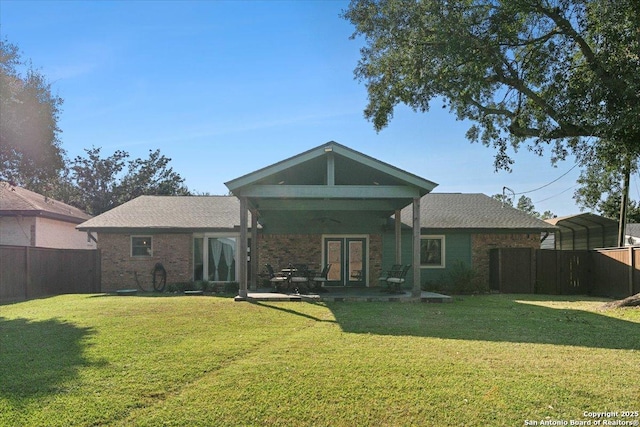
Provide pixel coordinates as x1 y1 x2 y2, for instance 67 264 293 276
382 230 472 288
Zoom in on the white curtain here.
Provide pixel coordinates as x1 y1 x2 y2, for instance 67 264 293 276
221 241 234 281
210 239 223 281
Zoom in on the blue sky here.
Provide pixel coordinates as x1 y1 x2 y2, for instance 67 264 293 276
1 0 590 216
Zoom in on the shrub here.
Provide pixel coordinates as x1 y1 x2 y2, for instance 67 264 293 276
223 282 240 294
167 282 195 293
194 280 209 292
425 262 488 294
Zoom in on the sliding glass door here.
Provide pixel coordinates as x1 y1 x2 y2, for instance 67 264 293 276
193 235 238 282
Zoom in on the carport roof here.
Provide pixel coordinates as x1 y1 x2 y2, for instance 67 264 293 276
545 212 618 229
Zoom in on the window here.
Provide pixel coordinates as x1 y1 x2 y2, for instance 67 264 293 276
131 236 152 257
420 235 445 268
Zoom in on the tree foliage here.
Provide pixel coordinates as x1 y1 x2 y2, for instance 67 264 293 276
1 38 191 215
343 0 640 190
492 193 556 219
69 147 190 215
0 38 65 192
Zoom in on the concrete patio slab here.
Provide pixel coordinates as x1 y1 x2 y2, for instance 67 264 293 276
235 288 452 303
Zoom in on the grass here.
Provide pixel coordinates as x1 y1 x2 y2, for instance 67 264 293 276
1 293 639 426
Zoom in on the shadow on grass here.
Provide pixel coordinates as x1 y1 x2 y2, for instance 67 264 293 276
324 296 640 350
250 301 338 323
0 317 97 401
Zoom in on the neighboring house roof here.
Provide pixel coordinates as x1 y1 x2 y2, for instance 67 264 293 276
401 193 557 231
76 195 248 231
0 182 91 224
625 223 640 238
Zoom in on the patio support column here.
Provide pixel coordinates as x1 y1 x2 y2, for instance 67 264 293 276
250 208 258 291
395 209 402 264
412 197 421 297
238 196 248 298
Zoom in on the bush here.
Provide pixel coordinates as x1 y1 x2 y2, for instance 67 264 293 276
424 262 488 294
167 282 195 293
194 280 209 292
223 282 239 294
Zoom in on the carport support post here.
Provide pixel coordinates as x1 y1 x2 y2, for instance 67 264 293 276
238 197 248 299
412 197 421 297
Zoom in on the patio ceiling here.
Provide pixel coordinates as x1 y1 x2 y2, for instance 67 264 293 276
225 141 438 222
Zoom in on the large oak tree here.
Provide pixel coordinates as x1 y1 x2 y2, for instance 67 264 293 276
1 38 65 193
344 0 639 238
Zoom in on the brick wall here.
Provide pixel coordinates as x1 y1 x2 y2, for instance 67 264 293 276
258 234 322 271
257 233 382 285
472 233 540 285
98 232 384 292
98 233 192 292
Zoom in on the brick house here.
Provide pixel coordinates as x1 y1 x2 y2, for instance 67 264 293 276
77 142 554 293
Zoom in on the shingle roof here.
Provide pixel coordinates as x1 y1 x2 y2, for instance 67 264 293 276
626 223 640 238
0 182 91 223
401 193 557 231
78 193 555 232
76 195 245 230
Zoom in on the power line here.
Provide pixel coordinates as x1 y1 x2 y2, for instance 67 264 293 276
513 163 579 195
534 184 578 204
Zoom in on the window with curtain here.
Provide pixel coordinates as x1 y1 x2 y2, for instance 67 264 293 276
420 236 445 268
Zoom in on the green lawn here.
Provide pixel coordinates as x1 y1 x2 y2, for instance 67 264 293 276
1 294 638 426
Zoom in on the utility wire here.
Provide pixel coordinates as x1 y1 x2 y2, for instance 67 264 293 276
513 163 579 195
534 184 578 204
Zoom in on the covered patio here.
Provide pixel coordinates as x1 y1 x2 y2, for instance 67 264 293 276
240 287 452 303
224 141 438 300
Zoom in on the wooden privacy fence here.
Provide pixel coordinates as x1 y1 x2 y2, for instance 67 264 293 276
0 246 100 302
490 247 640 298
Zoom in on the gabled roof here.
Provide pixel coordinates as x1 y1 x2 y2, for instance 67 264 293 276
225 141 438 224
225 141 438 194
0 182 91 224
76 195 248 231
401 193 557 231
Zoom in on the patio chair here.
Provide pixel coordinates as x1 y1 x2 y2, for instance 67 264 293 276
378 264 403 286
310 264 331 292
265 264 288 292
385 264 411 294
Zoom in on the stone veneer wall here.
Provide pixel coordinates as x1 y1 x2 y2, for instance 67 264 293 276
98 233 192 292
471 232 540 285
257 233 383 286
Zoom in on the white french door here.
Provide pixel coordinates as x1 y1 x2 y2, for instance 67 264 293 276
323 236 367 286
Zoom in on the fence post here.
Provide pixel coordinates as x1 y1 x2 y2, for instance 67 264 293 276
629 246 634 297
530 248 536 293
497 248 503 292
25 246 30 300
